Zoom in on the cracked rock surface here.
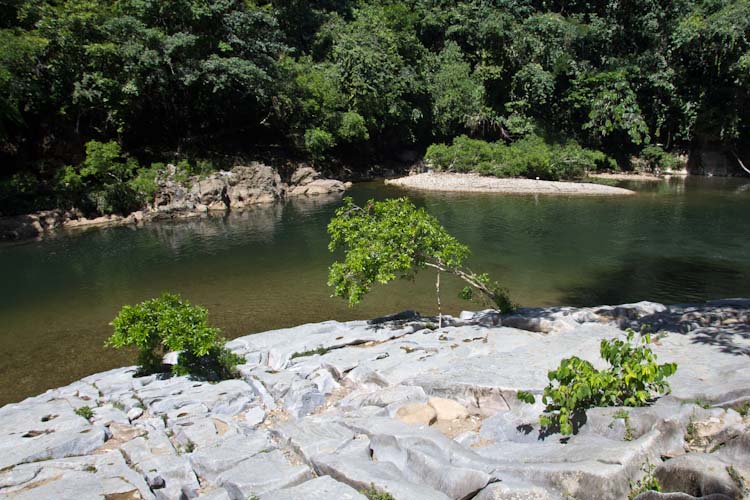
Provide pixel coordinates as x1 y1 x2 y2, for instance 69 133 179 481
1 299 749 499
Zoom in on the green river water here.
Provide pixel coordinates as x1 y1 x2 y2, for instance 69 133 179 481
1 176 749 405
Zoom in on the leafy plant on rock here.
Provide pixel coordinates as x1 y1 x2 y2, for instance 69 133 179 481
327 197 512 326
628 459 661 499
107 293 241 380
362 483 396 500
521 328 677 435
74 406 94 420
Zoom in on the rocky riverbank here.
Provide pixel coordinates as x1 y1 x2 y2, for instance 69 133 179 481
0 164 350 242
1 299 749 499
386 172 637 195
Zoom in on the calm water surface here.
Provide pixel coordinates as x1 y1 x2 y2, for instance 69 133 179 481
1 177 749 404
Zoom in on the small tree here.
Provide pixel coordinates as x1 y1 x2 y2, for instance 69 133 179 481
521 328 677 435
327 197 512 325
107 293 241 380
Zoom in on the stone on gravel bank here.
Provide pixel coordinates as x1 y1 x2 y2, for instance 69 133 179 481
1 300 749 499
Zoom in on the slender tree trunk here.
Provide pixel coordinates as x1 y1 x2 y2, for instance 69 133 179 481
435 271 442 329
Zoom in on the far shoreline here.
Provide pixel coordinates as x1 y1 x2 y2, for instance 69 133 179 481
385 172 637 196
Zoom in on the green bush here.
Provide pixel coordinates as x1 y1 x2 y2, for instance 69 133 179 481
425 135 611 180
55 140 142 215
338 110 369 142
107 293 241 380
524 328 677 435
128 163 164 204
304 127 336 160
641 144 682 172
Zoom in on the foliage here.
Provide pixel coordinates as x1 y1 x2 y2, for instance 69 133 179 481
516 390 536 405
107 293 240 380
327 197 511 312
362 483 396 500
640 145 683 172
74 406 94 420
426 41 485 136
425 135 613 180
531 328 676 435
628 460 661 500
56 140 142 215
2 0 750 203
304 127 336 161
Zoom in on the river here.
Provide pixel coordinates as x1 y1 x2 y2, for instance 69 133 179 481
1 176 749 405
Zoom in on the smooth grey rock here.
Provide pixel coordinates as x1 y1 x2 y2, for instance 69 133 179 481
91 404 129 426
127 406 144 421
350 417 493 499
189 431 275 482
217 449 312 499
654 453 742 498
0 399 107 469
259 475 368 500
141 378 255 416
273 417 355 464
0 449 154 500
313 451 451 500
196 488 232 500
634 492 733 500
474 479 563 499
340 385 427 409
284 378 327 418
242 406 266 427
137 453 200 500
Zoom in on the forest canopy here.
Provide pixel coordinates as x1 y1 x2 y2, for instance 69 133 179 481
1 0 749 210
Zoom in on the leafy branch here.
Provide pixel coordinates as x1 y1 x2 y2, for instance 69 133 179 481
327 197 512 324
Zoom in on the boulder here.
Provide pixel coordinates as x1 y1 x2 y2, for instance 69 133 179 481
226 165 284 209
428 397 469 421
290 166 320 186
190 178 227 208
396 403 437 426
288 178 347 197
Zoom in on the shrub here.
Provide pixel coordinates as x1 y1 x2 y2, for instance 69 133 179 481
641 144 682 172
107 293 241 380
55 140 143 215
424 135 611 180
304 127 336 160
523 328 677 435
338 110 369 142
128 163 163 204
